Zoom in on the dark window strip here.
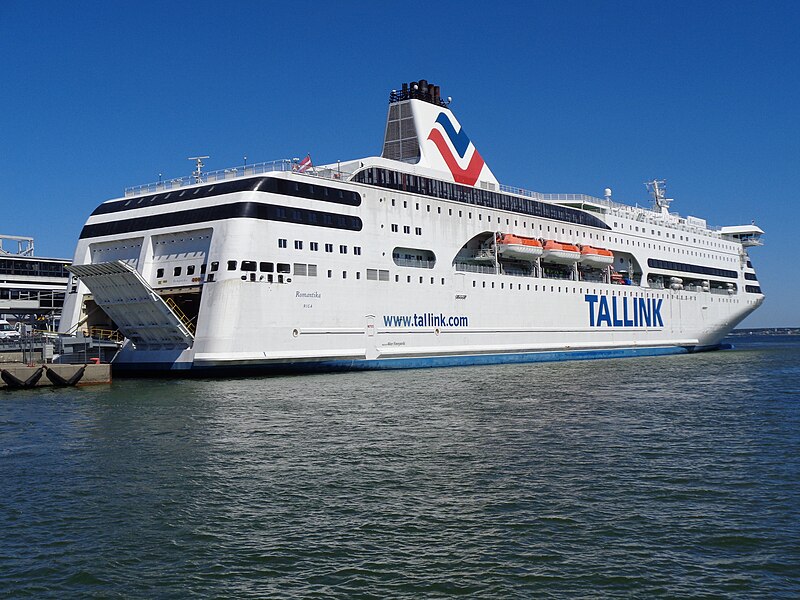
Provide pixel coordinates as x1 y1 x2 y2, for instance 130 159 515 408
0 260 70 278
647 258 737 279
80 202 363 239
744 272 758 281
0 279 69 287
351 167 611 230
745 285 762 294
91 177 361 216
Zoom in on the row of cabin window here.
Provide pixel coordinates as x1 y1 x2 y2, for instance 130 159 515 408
356 167 608 229
0 288 66 304
646 258 737 279
0 259 70 278
386 197 737 264
155 261 292 278
228 261 291 273
364 168 739 254
388 206 734 262
278 239 362 255
390 224 422 235
613 220 736 251
156 264 207 278
380 171 730 252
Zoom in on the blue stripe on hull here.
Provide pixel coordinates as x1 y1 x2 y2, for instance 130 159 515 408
112 345 692 377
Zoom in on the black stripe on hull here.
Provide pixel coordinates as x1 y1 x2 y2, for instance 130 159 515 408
80 201 362 239
91 176 361 216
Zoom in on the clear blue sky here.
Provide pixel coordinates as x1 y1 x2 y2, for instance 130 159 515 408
1 1 797 326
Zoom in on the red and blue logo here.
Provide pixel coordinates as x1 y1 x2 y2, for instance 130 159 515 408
427 113 485 186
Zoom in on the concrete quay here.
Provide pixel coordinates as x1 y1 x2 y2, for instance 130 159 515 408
0 363 112 389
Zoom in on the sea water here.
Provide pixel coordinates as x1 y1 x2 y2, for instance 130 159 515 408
1 335 798 598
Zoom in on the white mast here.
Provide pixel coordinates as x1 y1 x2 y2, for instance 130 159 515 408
645 179 673 216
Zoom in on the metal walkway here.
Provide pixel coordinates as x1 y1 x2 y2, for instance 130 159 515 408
68 261 194 350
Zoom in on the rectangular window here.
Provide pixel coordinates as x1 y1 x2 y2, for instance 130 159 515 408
391 224 399 232
307 264 317 277
278 239 287 248
354 246 362 255
241 261 257 271
227 260 237 270
259 262 274 272
342 271 347 279
294 240 303 250
367 269 378 280
187 265 196 275
156 268 164 278
379 270 390 281
339 245 347 254
403 225 410 234
310 242 319 251
210 261 219 272
325 243 333 252
277 263 291 273
294 263 307 276
415 227 422 235
174 266 182 276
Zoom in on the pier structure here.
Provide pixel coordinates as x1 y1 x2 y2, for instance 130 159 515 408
0 235 70 330
0 362 111 389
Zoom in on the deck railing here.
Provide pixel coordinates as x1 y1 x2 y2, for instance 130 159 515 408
124 159 354 197
124 159 727 238
498 184 724 235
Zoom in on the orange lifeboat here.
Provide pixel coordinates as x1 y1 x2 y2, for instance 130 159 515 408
579 245 614 268
495 233 543 260
541 240 580 264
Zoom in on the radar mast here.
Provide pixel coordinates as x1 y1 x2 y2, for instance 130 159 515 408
645 179 672 215
188 156 210 183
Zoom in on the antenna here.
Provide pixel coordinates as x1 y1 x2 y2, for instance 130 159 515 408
645 179 672 213
188 156 210 183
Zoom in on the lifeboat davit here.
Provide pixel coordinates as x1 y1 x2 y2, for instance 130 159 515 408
495 233 543 260
579 245 614 268
541 240 580 264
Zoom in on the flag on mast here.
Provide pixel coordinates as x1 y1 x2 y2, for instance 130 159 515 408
295 154 313 173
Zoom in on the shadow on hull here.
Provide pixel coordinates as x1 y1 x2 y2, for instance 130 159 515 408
107 344 726 378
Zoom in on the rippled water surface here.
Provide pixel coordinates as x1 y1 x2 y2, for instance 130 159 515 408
2 336 799 598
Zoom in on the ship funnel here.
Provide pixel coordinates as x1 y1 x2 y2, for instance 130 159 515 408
382 79 498 188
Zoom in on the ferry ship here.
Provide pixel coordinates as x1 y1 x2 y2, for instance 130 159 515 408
59 79 765 374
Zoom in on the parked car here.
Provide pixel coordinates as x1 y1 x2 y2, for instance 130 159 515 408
0 319 21 340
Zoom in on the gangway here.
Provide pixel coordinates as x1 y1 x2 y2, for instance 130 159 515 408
67 261 194 350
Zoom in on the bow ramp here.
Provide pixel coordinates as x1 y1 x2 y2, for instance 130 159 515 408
67 261 194 349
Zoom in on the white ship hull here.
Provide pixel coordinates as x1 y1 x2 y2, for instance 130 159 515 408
59 79 765 375
109 275 752 374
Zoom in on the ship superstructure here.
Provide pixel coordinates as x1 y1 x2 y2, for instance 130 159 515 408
59 79 765 374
